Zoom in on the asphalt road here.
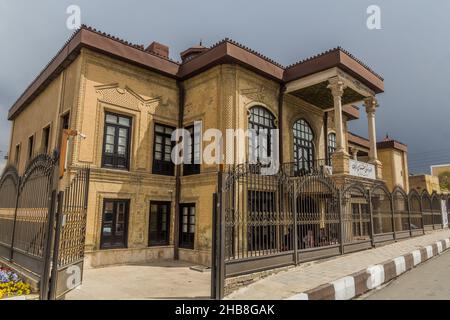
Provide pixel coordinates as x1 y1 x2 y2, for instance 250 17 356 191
362 250 450 300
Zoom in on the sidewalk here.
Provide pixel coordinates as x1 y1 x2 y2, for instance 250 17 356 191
227 229 450 300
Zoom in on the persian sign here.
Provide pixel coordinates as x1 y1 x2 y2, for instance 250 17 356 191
349 159 376 180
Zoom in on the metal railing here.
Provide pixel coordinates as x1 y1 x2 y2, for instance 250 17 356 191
0 152 90 300
212 162 449 298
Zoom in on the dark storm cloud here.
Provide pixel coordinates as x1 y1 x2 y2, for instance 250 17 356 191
1 0 449 173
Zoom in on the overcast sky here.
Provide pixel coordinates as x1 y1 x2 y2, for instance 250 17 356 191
1 0 449 174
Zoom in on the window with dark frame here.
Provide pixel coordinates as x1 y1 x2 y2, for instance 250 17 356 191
179 204 195 249
27 135 34 160
183 124 201 176
248 106 276 166
100 199 129 249
42 126 51 154
102 113 131 170
152 123 175 176
148 202 171 246
327 132 336 166
293 119 315 174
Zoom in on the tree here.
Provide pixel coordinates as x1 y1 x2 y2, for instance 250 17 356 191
438 171 450 191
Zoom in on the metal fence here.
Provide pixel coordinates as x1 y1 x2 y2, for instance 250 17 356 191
0 154 57 279
0 152 90 300
212 163 448 299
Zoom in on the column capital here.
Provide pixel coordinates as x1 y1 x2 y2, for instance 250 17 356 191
364 96 379 114
327 76 346 97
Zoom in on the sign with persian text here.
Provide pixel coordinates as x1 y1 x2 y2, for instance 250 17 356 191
349 159 376 180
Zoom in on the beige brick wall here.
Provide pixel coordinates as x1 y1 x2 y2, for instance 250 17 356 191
9 56 81 173
6 48 364 268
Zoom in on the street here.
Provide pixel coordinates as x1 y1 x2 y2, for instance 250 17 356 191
362 250 450 300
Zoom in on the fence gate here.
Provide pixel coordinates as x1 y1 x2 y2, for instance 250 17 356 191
0 152 90 300
49 167 90 300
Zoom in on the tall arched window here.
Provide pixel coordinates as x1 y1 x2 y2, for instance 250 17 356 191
293 119 315 173
248 106 276 164
327 133 336 166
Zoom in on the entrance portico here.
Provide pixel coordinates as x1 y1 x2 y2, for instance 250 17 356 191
283 48 384 180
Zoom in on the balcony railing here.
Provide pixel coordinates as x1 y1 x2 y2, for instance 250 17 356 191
283 159 332 177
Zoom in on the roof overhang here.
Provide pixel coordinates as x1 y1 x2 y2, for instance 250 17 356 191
8 27 180 120
284 48 384 94
377 140 408 153
348 132 370 150
285 67 380 110
8 28 384 121
178 40 284 81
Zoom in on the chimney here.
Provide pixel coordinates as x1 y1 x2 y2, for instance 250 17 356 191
145 42 169 58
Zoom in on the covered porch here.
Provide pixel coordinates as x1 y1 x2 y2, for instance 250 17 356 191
281 47 385 182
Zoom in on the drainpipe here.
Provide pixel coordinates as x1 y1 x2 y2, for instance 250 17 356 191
174 81 185 260
324 112 328 165
278 84 286 166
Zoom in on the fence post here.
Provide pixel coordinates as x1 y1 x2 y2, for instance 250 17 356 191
407 194 413 237
390 195 396 241
40 153 60 300
9 177 21 261
368 189 375 247
338 189 344 255
421 199 426 235
293 186 298 265
211 169 225 300
211 193 217 299
40 189 57 300
49 191 64 300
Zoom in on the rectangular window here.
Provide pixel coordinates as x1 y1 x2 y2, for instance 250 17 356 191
102 113 132 170
27 135 34 160
152 123 175 176
149 202 171 246
42 126 51 154
179 204 195 249
183 124 201 176
100 199 129 249
14 144 21 166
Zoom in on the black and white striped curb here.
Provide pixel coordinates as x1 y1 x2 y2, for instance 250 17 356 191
286 237 450 300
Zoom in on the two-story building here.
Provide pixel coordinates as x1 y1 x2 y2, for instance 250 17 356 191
6 25 406 268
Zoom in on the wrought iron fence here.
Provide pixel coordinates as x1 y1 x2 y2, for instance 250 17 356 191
0 152 90 300
0 154 58 276
214 162 447 290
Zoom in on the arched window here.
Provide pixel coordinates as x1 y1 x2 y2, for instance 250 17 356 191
248 106 276 164
293 119 314 173
327 133 336 166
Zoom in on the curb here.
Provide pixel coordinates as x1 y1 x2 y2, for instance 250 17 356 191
286 237 450 300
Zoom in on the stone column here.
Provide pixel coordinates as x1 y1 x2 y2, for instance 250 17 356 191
351 148 358 160
364 96 383 179
328 77 346 153
328 77 349 175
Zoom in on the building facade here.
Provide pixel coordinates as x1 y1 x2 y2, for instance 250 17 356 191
7 26 398 267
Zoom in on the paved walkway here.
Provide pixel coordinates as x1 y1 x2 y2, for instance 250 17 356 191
227 229 450 300
362 249 450 300
65 260 211 300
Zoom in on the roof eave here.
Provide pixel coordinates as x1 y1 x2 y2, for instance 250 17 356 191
8 27 180 120
178 41 284 81
284 49 384 94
